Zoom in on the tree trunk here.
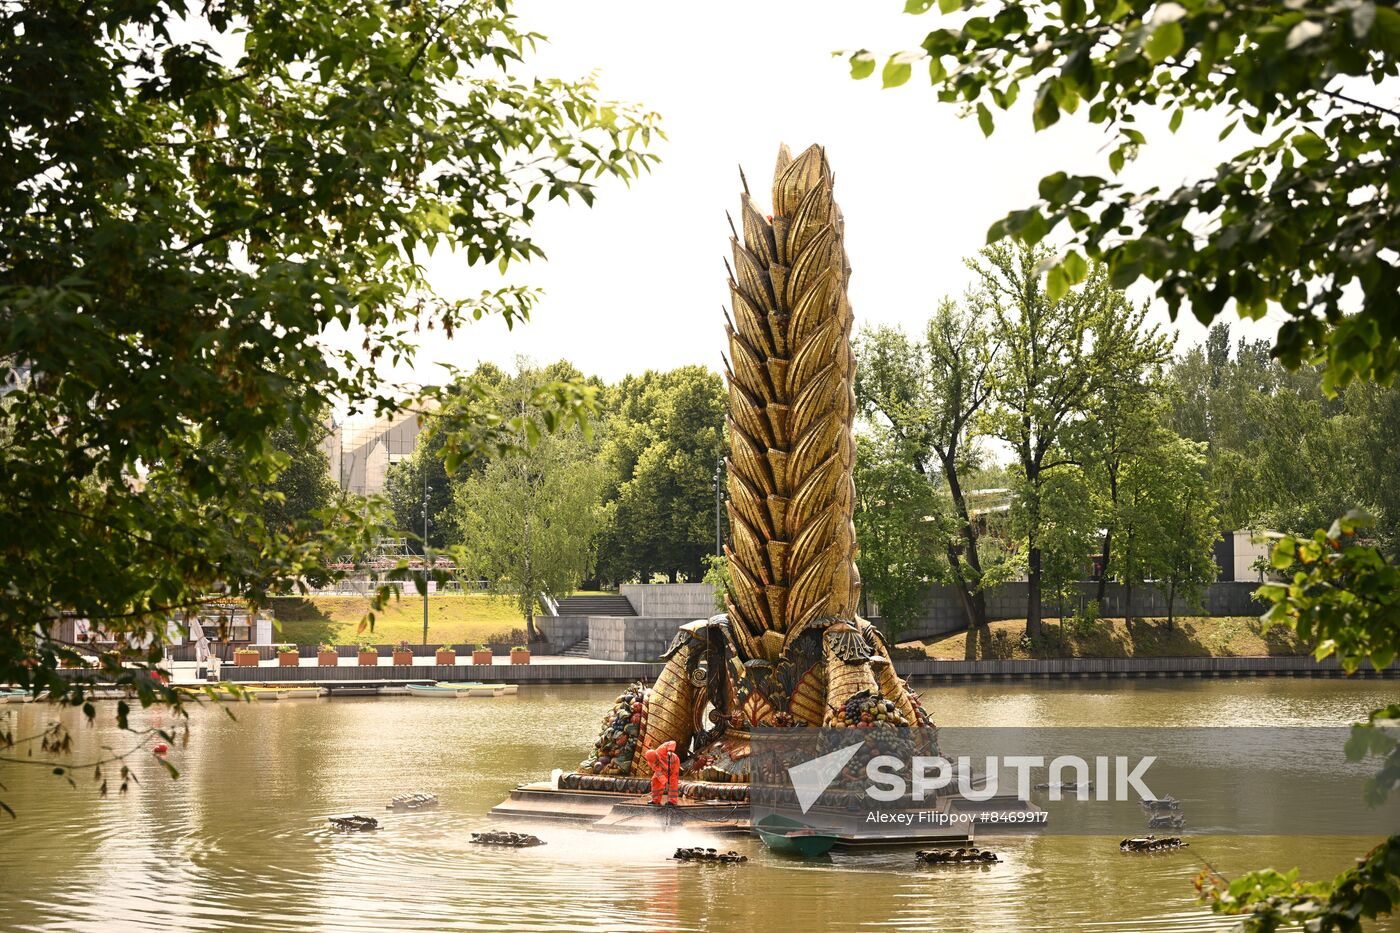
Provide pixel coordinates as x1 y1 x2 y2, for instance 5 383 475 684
943 461 989 629
1166 579 1176 630
941 455 990 657
523 511 538 643
1027 544 1043 638
1096 470 1118 607
1096 528 1111 606
1124 578 1133 627
1024 470 1043 639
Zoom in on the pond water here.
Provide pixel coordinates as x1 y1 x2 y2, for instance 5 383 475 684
1 678 1396 932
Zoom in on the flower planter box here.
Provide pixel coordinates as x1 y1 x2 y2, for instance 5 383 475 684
510 648 531 665
435 650 456 665
357 651 379 666
471 649 493 665
234 651 260 667
278 652 300 667
392 650 413 666
317 650 338 666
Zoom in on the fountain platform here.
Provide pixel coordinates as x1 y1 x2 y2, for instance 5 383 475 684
488 779 987 847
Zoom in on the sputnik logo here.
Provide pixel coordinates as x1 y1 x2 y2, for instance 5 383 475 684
787 742 863 814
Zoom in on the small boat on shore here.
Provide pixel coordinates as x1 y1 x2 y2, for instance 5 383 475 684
754 814 838 858
406 682 508 698
443 682 517 696
245 685 324 700
0 687 34 704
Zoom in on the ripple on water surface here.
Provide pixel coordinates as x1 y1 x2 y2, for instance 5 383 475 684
0 680 1396 932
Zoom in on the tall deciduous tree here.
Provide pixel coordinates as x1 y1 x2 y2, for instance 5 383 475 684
0 0 657 794
1072 361 1173 608
975 242 1164 638
454 426 606 643
595 366 726 584
1027 460 1099 624
856 300 998 652
1114 433 1219 627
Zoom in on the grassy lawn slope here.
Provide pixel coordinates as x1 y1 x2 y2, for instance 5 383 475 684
271 595 528 646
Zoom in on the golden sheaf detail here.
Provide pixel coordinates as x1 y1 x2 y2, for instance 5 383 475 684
723 144 860 660
632 641 697 775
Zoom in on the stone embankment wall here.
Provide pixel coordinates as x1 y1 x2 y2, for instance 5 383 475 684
885 580 1267 641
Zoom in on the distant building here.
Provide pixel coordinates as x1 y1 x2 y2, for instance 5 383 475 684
338 411 423 496
1213 530 1275 583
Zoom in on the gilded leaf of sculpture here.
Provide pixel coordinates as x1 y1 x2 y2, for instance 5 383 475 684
724 144 861 660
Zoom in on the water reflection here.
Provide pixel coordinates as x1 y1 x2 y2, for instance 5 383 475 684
0 679 1396 932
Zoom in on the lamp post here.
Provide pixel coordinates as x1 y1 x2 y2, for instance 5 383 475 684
422 469 431 646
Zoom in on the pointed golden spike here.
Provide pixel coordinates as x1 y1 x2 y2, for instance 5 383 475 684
773 143 793 182
741 195 777 269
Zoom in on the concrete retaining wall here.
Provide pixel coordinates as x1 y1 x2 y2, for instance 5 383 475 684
890 580 1267 641
588 617 695 662
897 655 1398 679
536 615 589 650
619 584 716 620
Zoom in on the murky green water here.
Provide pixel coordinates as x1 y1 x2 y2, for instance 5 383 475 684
1 679 1396 932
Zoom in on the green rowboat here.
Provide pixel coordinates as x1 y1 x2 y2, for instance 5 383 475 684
754 814 839 857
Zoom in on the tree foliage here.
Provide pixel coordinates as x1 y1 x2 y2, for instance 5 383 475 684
975 242 1169 636
594 366 726 585
453 424 607 643
1115 433 1218 626
856 300 998 641
856 0 1400 389
0 0 657 799
1167 324 1400 551
853 429 948 635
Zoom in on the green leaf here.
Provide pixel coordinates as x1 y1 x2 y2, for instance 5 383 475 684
882 57 913 88
976 102 995 136
1060 0 1085 24
1061 250 1088 284
1294 130 1328 161
1374 7 1400 53
1145 21 1184 64
904 0 936 11
850 51 876 80
938 0 962 11
1046 265 1069 301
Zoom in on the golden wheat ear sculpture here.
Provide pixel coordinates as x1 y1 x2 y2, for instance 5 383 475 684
722 143 861 662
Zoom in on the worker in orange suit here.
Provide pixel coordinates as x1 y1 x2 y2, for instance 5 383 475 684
645 740 681 806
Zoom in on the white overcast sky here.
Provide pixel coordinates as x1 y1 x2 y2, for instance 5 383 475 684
332 0 1284 393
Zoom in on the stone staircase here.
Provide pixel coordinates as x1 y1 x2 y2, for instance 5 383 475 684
555 594 636 617
560 637 592 658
